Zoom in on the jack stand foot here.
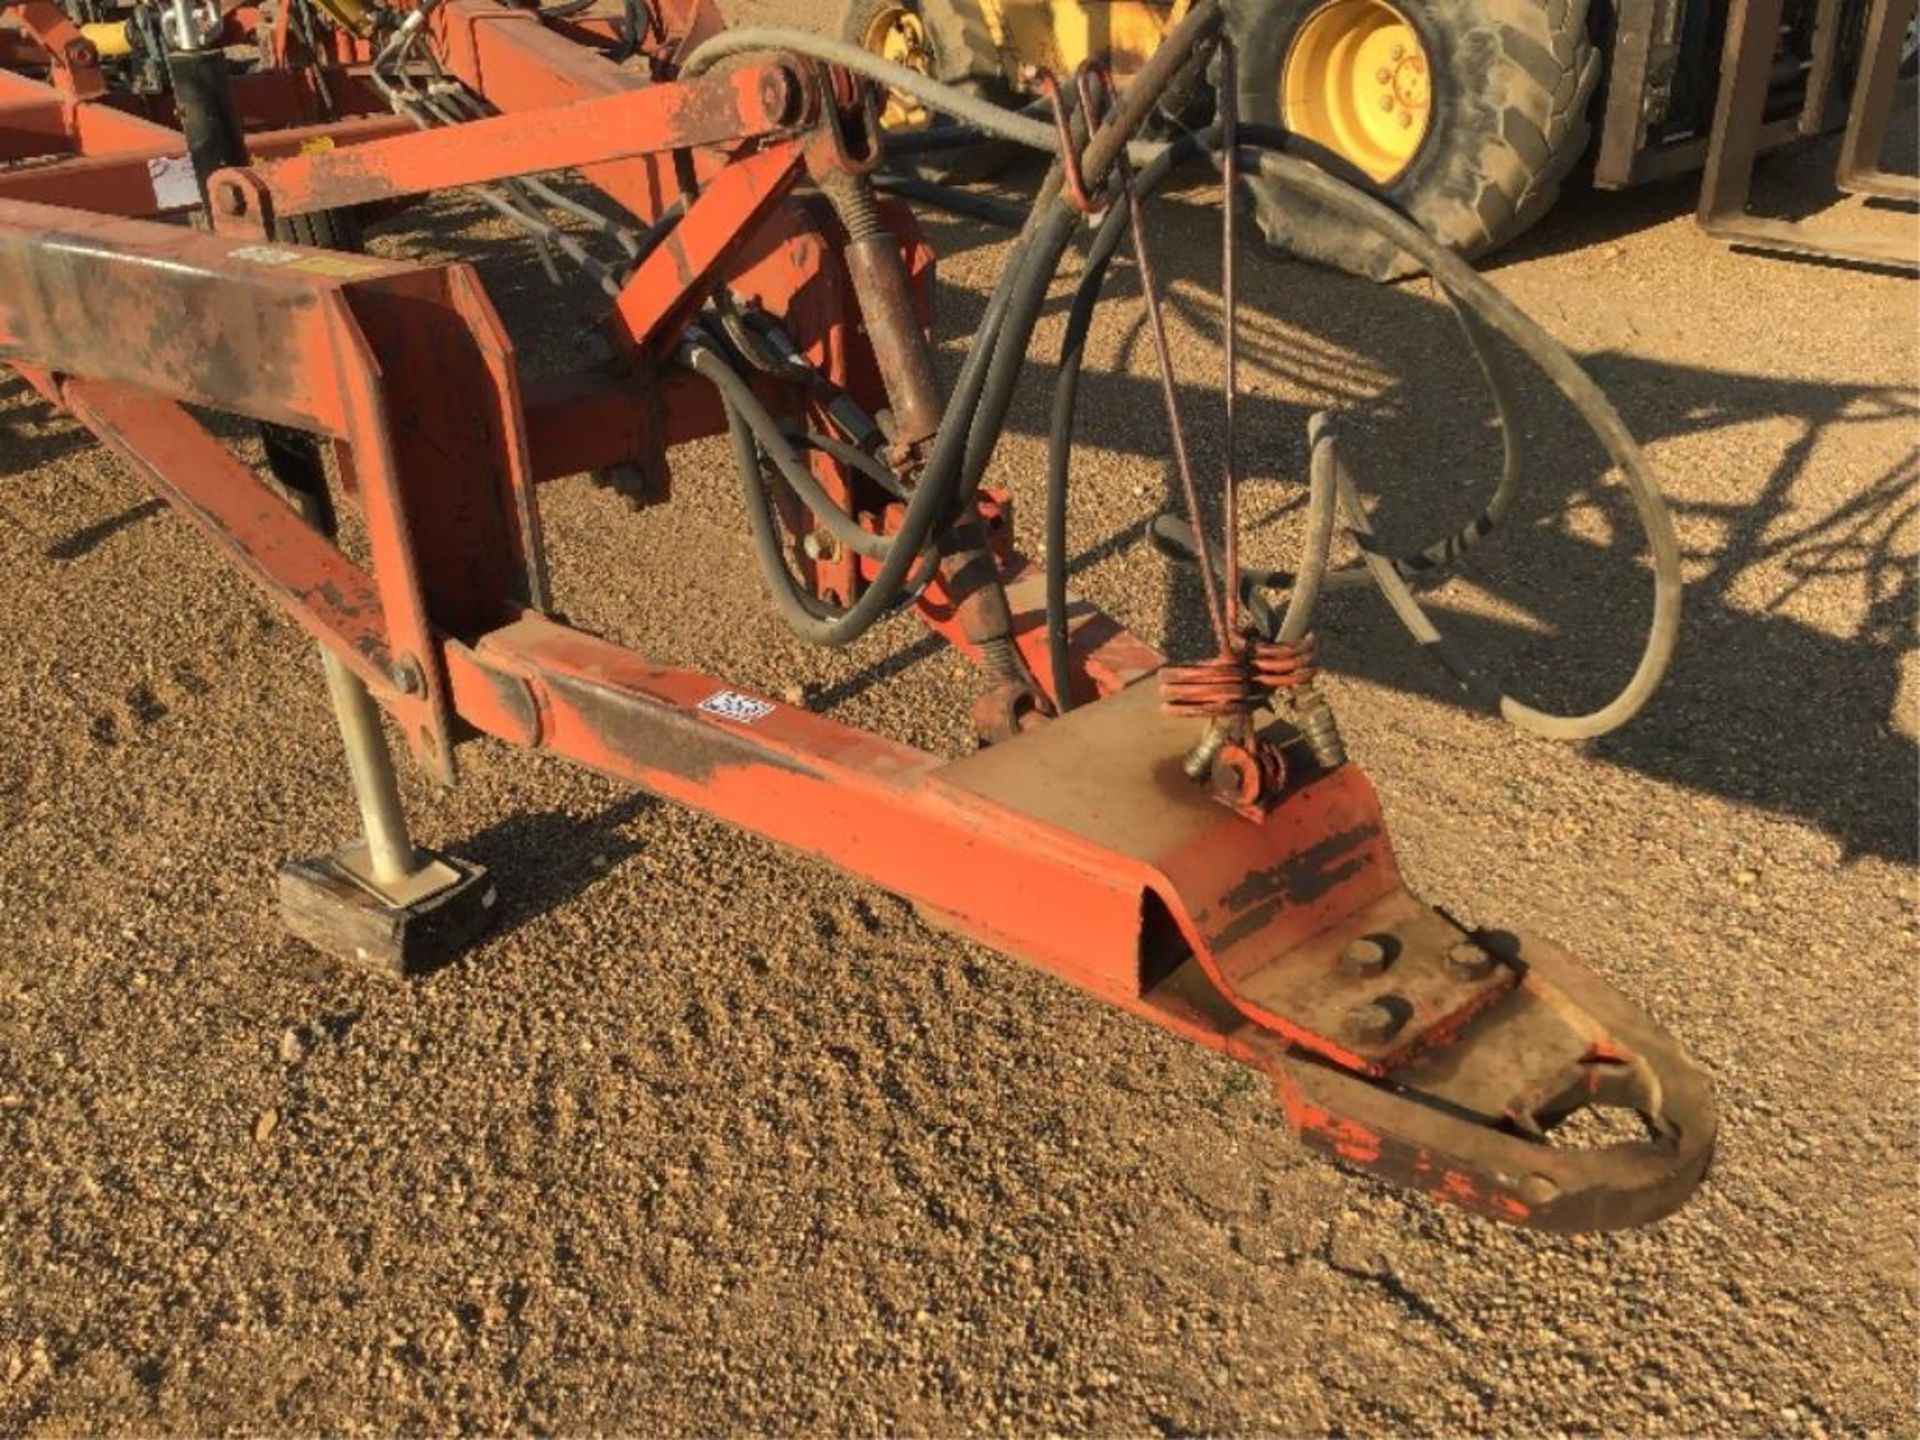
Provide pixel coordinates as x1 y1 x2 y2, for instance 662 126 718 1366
277 842 496 978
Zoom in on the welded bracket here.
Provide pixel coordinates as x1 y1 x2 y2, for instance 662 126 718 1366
0 199 544 781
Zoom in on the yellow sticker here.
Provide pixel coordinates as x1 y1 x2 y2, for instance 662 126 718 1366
252 136 336 166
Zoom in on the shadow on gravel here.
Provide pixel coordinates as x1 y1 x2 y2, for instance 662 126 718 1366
0 372 91 476
926 192 1918 864
42 497 168 561
455 793 658 945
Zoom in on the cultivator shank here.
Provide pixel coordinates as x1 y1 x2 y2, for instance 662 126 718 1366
0 0 1713 1228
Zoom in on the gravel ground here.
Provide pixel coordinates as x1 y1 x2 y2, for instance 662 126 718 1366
1 12 1915 1433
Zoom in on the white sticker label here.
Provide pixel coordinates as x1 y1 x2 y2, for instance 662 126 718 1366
697 690 776 725
147 154 201 213
228 244 304 267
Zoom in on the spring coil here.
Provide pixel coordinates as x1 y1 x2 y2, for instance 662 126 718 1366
1159 637 1316 717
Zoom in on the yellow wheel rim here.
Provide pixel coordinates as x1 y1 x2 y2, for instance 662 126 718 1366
860 6 937 131
1281 0 1432 184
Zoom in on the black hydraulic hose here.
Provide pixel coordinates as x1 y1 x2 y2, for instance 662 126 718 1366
679 1 1224 172
684 177 1069 646
1053 148 1522 604
1279 414 1339 646
1235 130 1681 741
1042 118 1677 740
687 339 895 561
786 430 913 501
679 19 1673 735
719 388 843 628
716 387 944 632
873 173 1026 231
959 201 1081 510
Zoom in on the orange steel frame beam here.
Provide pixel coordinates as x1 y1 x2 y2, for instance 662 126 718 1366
0 1 1715 1231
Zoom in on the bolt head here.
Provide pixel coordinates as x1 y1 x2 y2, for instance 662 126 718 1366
1374 65 1392 83
1379 93 1395 112
389 656 425 697
761 66 805 126
1390 42 1406 61
1447 940 1494 979
1399 110 1414 128
1339 936 1389 977
1343 998 1405 1045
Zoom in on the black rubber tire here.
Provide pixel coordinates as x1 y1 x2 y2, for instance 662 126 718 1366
272 204 364 251
1230 0 1600 279
838 0 1018 183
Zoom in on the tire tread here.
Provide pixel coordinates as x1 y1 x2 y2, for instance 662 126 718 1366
1238 0 1600 279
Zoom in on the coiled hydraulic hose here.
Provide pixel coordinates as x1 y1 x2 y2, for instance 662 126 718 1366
1241 131 1678 740
1035 125 1675 739
679 10 1678 739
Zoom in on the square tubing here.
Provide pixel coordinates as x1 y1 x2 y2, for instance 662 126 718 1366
1697 0 1918 268
1835 0 1919 200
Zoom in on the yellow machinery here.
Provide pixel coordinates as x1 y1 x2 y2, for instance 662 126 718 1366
844 0 1912 277
841 0 1598 277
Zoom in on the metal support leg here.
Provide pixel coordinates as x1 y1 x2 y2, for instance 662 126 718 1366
271 475 440 898
280 647 497 974
274 479 496 972
320 650 423 889
273 440 496 973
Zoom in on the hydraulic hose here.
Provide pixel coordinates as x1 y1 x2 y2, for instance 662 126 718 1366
678 29 1142 164
682 175 1075 646
1046 132 1206 706
1237 131 1681 741
1037 118 1676 739
1279 414 1339 646
687 338 895 561
680 18 1676 737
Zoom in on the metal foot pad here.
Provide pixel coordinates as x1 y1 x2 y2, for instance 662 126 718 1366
278 843 497 978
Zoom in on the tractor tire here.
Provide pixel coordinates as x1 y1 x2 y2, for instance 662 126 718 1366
1231 0 1600 279
839 0 1018 183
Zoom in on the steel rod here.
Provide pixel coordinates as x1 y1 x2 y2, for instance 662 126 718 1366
1111 91 1228 649
1219 38 1240 645
321 650 421 886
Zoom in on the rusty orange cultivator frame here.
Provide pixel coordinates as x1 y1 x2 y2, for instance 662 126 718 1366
0 0 1713 1229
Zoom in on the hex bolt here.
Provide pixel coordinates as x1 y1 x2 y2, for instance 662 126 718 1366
1390 42 1405 60
1447 940 1494 979
1374 66 1392 83
1344 998 1405 1045
1400 111 1415 128
1378 93 1395 112
1340 936 1389 978
389 655 425 697
761 66 805 127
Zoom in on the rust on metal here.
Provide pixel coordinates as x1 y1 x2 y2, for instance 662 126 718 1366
0 0 1717 1233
